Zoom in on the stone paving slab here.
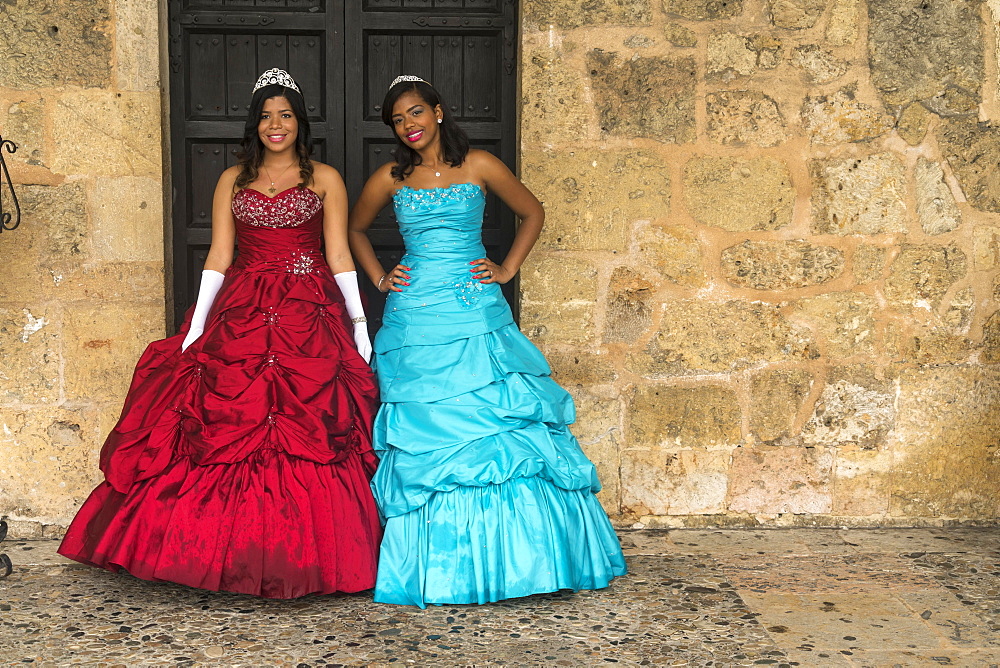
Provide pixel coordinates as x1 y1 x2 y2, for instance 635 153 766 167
1 529 998 666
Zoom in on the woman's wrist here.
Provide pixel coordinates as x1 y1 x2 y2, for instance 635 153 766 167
376 274 388 292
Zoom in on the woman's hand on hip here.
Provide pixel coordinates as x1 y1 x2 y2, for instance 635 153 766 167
470 258 512 284
379 264 411 292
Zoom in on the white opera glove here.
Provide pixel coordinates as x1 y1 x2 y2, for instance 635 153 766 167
334 270 372 363
181 269 226 352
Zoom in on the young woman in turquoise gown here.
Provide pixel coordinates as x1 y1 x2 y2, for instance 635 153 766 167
348 76 627 607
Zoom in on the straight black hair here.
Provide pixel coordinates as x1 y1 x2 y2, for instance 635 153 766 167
235 83 314 190
381 80 469 182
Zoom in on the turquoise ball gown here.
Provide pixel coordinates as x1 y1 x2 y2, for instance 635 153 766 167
371 182 627 607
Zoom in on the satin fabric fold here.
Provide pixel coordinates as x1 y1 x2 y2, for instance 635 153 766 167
59 187 382 599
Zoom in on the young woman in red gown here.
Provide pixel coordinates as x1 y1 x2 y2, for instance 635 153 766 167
58 69 382 599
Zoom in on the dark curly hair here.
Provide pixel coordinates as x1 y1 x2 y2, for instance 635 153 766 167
235 83 313 190
381 80 469 182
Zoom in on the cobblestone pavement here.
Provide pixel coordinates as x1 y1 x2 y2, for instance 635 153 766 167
2 528 998 666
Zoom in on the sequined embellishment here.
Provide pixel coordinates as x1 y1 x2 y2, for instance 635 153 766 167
287 251 316 275
232 187 323 228
454 279 484 309
393 183 483 212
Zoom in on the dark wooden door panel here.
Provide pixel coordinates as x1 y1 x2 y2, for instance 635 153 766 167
169 0 517 332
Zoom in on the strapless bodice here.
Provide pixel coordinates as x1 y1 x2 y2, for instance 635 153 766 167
230 187 326 274
375 183 512 354
392 183 486 261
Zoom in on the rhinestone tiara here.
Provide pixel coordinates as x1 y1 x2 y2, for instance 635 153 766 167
253 68 301 95
388 74 429 90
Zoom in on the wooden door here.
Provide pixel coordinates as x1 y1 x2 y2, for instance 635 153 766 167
168 0 518 330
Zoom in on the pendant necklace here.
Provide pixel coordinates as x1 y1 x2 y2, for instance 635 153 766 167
262 161 296 195
424 162 442 178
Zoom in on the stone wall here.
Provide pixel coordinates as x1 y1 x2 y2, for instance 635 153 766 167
0 0 166 537
3 0 999 536
520 0 1000 526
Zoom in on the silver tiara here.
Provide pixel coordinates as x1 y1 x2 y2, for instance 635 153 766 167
253 68 301 94
388 75 429 90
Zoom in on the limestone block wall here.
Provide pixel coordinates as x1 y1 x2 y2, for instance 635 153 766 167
0 0 167 537
520 0 1000 526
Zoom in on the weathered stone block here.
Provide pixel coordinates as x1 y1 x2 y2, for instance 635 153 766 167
0 405 103 521
974 226 1000 271
524 0 652 28
521 45 591 146
791 45 848 84
979 310 1000 364
586 51 696 143
567 388 621 511
53 262 166 303
52 90 161 177
0 0 112 89
890 367 1000 518
636 222 704 287
664 22 698 47
628 300 814 376
683 156 794 231
801 368 894 448
521 256 598 344
769 0 826 28
2 98 47 167
810 154 907 235
0 305 61 404
628 385 741 448
825 0 859 46
886 321 973 365
896 103 931 145
728 445 834 514
802 89 893 145
833 446 891 516
4 184 90 304
884 244 967 310
795 292 877 358
89 177 165 262
523 150 670 253
707 34 782 80
115 0 160 91
706 90 786 147
869 0 983 110
621 448 730 515
750 369 813 442
853 245 886 284
546 352 618 388
937 118 1000 213
943 287 974 331
663 0 743 20
721 240 844 290
915 158 961 236
62 303 165 403
604 267 655 344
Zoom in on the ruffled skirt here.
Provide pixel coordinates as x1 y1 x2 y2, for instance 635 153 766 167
372 311 626 608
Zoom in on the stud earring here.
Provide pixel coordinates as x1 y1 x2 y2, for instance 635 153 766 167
437 118 442 124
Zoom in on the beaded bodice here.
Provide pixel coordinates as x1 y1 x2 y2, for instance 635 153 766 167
384 183 493 313
232 187 323 228
392 184 485 261
230 187 326 275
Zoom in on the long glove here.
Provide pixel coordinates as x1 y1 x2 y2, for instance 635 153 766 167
334 270 372 363
181 269 226 351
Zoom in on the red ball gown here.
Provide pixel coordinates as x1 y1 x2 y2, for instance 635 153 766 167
58 186 382 599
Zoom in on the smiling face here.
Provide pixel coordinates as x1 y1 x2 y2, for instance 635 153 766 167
390 91 442 150
257 96 298 153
